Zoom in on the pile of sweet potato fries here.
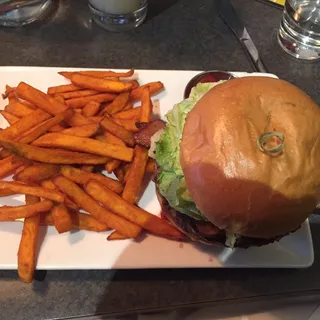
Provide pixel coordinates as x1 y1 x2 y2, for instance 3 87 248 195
0 68 183 283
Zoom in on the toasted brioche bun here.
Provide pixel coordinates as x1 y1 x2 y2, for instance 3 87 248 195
180 76 320 239
155 186 289 248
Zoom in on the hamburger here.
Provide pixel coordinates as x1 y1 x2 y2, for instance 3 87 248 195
148 76 320 248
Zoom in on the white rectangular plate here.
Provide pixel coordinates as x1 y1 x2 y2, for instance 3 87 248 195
0 67 314 269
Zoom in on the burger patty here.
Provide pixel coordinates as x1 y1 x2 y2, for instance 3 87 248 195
156 186 293 249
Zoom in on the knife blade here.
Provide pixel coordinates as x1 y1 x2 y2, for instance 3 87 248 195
218 0 269 73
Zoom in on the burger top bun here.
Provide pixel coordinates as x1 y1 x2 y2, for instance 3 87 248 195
180 76 320 239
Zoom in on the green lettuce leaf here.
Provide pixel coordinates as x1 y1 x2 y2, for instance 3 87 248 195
155 81 225 220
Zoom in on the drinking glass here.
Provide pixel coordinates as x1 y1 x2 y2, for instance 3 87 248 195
277 0 320 60
0 0 53 27
88 0 148 32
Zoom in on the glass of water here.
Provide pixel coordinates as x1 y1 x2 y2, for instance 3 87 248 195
277 0 320 60
0 0 53 27
88 0 148 32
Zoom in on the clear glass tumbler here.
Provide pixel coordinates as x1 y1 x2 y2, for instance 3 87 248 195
0 0 53 27
277 0 320 60
88 0 148 32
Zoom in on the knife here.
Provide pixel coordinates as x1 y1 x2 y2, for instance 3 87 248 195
218 0 269 73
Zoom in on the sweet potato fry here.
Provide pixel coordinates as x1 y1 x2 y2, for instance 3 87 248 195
0 109 51 140
0 139 110 164
55 95 65 105
74 108 82 114
52 176 141 238
21 101 37 110
0 111 20 125
70 74 133 93
103 133 126 146
103 133 125 173
52 204 72 234
113 166 125 182
101 117 134 147
58 71 77 80
122 145 149 204
0 199 53 221
85 180 184 239
59 71 121 81
5 101 33 118
101 91 130 115
17 109 74 144
60 166 123 194
18 195 40 283
15 172 77 211
5 85 18 103
92 135 106 143
33 133 133 162
126 80 139 90
107 231 128 241
14 164 29 175
82 101 100 117
47 83 82 95
39 212 53 225
57 89 98 100
140 87 152 123
14 164 60 183
16 82 92 126
60 123 100 138
130 81 164 101
65 93 116 108
105 160 121 173
98 103 113 116
80 165 94 172
40 179 77 210
112 118 139 132
0 148 11 160
49 124 67 132
113 107 141 120
122 162 131 182
0 181 65 202
71 212 110 232
67 112 94 126
89 116 103 123
123 102 133 111
41 211 110 232
0 155 23 179
0 180 25 196
41 179 57 190
0 189 15 196
145 157 156 174
16 82 66 115
11 154 33 166
77 68 134 78
47 95 93 126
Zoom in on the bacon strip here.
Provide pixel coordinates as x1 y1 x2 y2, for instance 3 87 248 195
133 119 166 148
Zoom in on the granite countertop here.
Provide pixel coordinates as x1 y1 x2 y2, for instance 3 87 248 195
0 0 320 319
